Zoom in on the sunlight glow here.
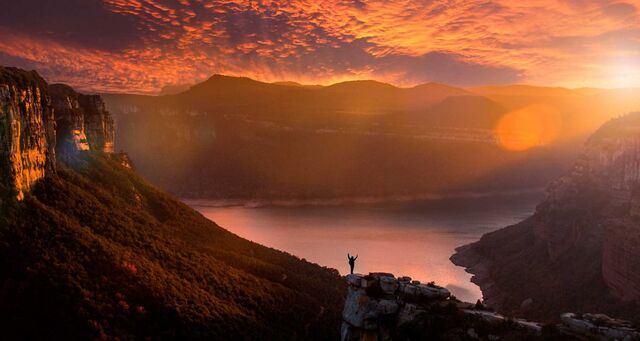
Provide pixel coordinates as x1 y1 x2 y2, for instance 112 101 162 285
496 105 562 152
608 61 640 89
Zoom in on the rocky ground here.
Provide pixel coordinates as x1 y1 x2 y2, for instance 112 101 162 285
341 272 640 340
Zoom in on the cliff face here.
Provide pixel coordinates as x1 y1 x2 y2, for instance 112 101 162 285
0 67 115 201
79 94 114 153
49 84 115 154
452 112 640 321
0 67 55 200
49 84 90 153
536 116 640 300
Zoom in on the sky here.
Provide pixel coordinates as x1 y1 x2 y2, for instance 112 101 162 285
0 0 639 94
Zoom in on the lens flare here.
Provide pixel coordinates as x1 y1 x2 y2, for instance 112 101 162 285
495 105 561 151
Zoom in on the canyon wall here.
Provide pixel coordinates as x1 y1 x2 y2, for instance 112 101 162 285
49 84 115 154
49 84 90 153
79 94 115 153
0 66 115 201
538 117 640 300
0 67 55 200
452 112 640 321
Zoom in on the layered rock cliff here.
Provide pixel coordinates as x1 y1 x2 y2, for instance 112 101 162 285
0 66 55 200
452 112 640 322
79 94 114 153
49 84 115 154
0 67 115 201
49 84 90 153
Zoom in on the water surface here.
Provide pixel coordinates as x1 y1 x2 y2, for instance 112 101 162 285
190 193 540 302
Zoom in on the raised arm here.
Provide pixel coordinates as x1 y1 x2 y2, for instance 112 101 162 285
347 253 351 260
354 255 358 260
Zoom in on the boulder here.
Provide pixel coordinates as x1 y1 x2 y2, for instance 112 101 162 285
376 299 400 315
561 313 640 340
397 303 425 327
402 283 419 296
370 272 395 278
346 274 363 287
417 284 450 299
361 276 379 290
379 276 399 294
342 287 379 329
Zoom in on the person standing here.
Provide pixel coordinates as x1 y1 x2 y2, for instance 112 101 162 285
347 253 358 274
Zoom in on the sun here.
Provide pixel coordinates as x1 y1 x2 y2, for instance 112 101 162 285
495 105 562 152
607 60 640 89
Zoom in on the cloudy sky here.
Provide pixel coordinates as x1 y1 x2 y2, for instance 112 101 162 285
1 0 639 93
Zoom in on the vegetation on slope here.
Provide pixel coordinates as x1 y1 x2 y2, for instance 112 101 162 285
0 152 345 340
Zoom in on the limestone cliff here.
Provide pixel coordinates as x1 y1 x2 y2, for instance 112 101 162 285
49 84 90 153
79 94 114 153
0 66 55 200
49 84 115 154
452 112 640 322
0 66 115 201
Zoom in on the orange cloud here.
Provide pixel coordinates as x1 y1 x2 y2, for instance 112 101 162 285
0 0 638 93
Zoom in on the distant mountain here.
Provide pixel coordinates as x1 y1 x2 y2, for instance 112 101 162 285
158 83 193 95
103 75 619 201
471 84 597 97
452 112 640 323
0 66 345 339
470 85 640 141
272 81 323 89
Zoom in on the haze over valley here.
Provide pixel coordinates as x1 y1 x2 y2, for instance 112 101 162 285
103 75 640 201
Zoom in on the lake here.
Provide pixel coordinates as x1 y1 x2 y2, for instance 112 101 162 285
189 192 540 303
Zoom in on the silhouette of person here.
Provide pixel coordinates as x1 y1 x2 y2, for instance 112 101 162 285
347 253 358 274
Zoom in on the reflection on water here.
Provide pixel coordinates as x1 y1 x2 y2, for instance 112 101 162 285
189 193 540 303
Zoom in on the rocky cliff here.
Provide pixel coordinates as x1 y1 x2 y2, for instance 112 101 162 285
79 94 114 153
0 67 115 201
452 112 640 322
49 84 115 154
0 66 55 200
341 273 640 340
342 273 640 340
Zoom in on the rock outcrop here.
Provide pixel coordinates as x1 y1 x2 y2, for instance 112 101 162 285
0 67 115 201
0 66 55 200
49 84 115 154
49 84 90 153
79 94 114 153
341 273 546 340
561 313 640 340
341 273 640 340
452 113 640 321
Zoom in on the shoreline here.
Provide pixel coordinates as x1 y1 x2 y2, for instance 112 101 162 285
182 187 544 208
450 243 497 307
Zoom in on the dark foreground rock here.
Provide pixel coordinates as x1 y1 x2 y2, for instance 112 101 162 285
341 273 640 340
